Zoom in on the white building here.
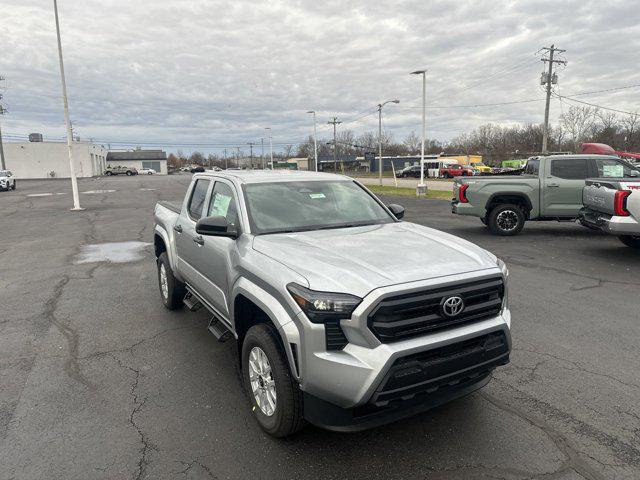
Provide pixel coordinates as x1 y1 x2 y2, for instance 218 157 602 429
4 141 108 179
106 150 168 174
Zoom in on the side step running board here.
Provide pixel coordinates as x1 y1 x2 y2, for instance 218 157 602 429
208 316 233 342
183 292 202 311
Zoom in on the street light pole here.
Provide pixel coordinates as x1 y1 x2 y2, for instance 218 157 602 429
265 127 273 169
307 110 318 172
53 0 82 211
377 100 400 186
411 69 427 193
261 137 264 169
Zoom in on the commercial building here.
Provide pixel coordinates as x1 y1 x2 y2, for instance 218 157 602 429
3 140 107 179
106 150 167 174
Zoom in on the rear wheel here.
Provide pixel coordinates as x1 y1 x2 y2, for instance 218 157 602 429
488 204 525 236
157 252 185 309
105 171 112 176
12 181 16 190
242 324 304 437
126 171 132 176
618 235 640 249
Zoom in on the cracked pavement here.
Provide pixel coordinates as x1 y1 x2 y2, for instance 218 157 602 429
0 175 638 479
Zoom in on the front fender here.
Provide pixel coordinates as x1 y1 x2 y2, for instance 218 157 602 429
231 277 302 380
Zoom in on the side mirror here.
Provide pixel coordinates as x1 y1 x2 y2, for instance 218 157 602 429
196 215 238 238
387 204 405 220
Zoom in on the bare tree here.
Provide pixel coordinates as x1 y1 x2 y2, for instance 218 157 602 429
403 131 420 154
560 106 598 150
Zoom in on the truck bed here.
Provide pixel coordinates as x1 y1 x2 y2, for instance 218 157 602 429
157 200 181 214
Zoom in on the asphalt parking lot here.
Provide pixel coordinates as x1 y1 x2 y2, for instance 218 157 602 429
1 174 639 480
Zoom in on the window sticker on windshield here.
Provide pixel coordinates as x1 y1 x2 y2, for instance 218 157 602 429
603 164 623 177
211 194 232 216
309 193 326 199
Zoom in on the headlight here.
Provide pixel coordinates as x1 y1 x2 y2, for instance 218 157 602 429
287 283 361 323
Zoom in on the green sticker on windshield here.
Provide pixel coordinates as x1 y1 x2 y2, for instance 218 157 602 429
309 193 326 199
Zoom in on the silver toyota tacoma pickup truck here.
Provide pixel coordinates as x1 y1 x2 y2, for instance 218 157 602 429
154 170 511 436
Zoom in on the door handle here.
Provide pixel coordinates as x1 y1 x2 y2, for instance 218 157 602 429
547 183 559 188
193 235 204 246
174 224 183 234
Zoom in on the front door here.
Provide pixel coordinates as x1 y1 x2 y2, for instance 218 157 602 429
542 158 591 217
192 180 241 318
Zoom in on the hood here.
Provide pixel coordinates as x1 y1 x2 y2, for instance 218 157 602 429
252 222 498 298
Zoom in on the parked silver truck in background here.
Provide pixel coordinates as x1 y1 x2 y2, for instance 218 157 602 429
579 171 640 248
153 170 511 437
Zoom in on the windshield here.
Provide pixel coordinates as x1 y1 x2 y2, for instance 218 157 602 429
243 180 395 234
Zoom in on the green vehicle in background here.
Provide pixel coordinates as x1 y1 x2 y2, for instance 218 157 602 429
451 155 640 235
501 159 528 169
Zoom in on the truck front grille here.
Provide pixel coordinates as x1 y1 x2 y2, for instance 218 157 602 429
368 275 504 343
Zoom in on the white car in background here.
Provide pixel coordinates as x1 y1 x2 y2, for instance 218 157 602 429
0 170 16 191
138 168 157 175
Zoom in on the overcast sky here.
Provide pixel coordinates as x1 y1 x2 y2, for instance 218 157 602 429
0 0 638 154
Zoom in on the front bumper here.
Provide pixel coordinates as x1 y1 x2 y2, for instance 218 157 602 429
579 207 640 235
303 329 509 431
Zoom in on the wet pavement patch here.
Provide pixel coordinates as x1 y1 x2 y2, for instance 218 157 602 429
74 241 151 264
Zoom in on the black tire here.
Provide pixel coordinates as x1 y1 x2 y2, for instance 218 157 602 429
126 171 132 176
618 235 640 249
480 217 487 226
157 252 185 309
105 171 113 176
242 324 304 437
12 181 16 190
488 204 525 236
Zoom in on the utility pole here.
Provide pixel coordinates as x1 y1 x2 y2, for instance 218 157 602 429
0 100 6 171
260 138 264 169
248 142 254 168
236 146 241 168
224 148 228 169
53 0 82 210
377 100 400 186
411 70 427 193
327 117 341 172
265 127 273 169
307 111 318 172
540 44 566 153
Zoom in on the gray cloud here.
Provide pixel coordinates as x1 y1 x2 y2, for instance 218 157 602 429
0 0 638 153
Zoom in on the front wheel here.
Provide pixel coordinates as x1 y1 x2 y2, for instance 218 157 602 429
242 324 304 437
157 252 185 309
488 204 525 236
126 171 132 176
12 181 16 190
618 235 640 249
105 171 113 176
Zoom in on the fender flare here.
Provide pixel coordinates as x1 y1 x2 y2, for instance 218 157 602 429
153 226 178 272
231 277 302 380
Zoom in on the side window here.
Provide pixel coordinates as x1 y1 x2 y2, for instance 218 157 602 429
208 182 238 226
593 158 636 178
188 179 210 220
550 159 589 179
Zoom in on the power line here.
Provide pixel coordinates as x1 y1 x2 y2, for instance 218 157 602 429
552 93 638 116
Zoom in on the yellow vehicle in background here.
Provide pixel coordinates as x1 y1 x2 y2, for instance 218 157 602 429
470 162 492 173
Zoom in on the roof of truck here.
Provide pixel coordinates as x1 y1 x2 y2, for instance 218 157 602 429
194 169 351 184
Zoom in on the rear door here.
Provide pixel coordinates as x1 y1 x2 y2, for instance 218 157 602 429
175 178 213 295
542 158 591 217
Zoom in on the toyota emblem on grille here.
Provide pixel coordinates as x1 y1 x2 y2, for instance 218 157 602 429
441 296 465 317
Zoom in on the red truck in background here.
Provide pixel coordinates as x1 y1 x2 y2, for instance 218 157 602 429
581 143 640 162
439 164 473 178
